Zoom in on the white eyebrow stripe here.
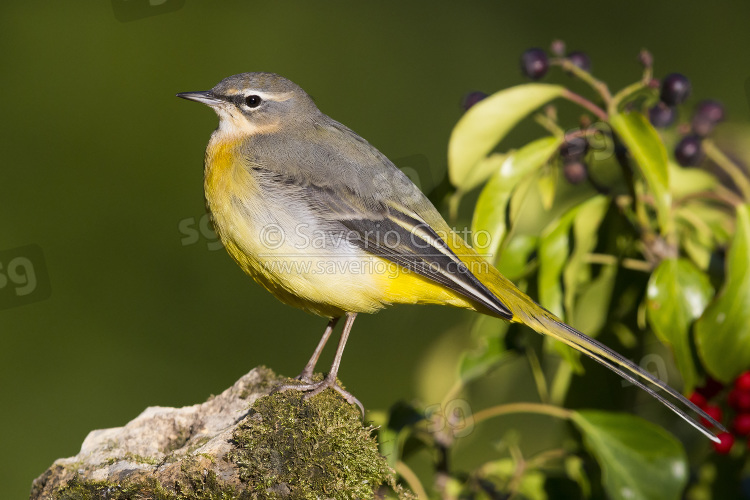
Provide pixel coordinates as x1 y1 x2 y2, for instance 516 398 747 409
240 90 295 102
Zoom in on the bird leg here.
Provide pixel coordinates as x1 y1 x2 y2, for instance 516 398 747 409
277 313 364 416
296 316 339 382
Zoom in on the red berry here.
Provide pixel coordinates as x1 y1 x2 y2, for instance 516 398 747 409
701 404 723 427
730 388 750 411
734 414 750 436
713 432 734 454
696 377 724 399
688 392 708 409
735 371 750 392
521 48 549 80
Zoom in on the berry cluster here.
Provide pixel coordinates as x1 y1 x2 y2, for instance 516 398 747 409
483 44 730 188
520 44 591 81
649 73 725 167
690 371 750 455
519 43 595 185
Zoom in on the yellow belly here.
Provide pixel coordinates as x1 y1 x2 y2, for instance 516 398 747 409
204 137 478 318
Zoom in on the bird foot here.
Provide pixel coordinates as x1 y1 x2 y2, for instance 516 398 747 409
276 375 365 417
295 368 314 383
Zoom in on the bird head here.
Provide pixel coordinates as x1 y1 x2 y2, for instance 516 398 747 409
177 72 318 137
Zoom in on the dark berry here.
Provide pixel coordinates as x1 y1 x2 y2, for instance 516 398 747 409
521 48 549 80
729 388 750 411
560 136 589 160
734 414 750 436
563 160 588 184
462 91 487 111
649 102 677 128
689 392 708 409
701 404 723 427
737 372 750 391
696 377 724 399
692 99 726 137
674 135 704 166
713 432 734 454
660 73 691 106
567 51 591 72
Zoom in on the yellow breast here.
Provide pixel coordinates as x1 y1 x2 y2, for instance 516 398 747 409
203 132 483 319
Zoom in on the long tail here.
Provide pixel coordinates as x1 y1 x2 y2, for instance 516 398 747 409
486 267 727 442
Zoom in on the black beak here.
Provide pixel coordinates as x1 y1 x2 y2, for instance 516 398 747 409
176 91 223 106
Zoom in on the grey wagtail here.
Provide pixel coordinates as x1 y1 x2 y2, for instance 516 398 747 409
177 72 724 441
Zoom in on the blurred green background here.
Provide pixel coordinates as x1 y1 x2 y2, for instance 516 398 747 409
3 1 750 497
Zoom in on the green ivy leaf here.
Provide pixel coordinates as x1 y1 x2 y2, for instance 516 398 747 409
533 196 606 310
570 263 618 338
572 410 688 500
458 329 510 384
479 458 547 500
496 234 538 281
449 84 565 191
538 204 581 319
646 258 713 393
609 112 672 234
538 196 605 372
563 196 610 321
471 136 562 261
536 164 557 211
695 203 750 382
456 153 508 194
564 456 591 498
669 162 718 198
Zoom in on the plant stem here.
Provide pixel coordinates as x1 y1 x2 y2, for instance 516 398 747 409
472 401 573 426
609 81 650 115
549 361 573 407
526 448 568 469
526 349 550 403
677 187 743 208
551 58 612 104
585 253 653 272
703 139 750 202
561 89 608 122
396 461 429 500
534 112 565 138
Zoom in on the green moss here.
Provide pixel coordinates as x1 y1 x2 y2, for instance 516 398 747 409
54 476 172 500
227 389 396 500
46 380 410 499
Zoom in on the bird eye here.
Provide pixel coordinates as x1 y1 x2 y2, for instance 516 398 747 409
245 95 262 108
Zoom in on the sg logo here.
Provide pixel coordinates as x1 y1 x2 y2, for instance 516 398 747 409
0 245 51 310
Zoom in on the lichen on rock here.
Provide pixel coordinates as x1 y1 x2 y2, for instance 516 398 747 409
30 367 410 499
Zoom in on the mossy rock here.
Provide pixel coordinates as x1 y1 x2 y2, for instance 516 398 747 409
30 368 411 499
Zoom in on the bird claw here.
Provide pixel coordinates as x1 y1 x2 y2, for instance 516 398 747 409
276 376 365 418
